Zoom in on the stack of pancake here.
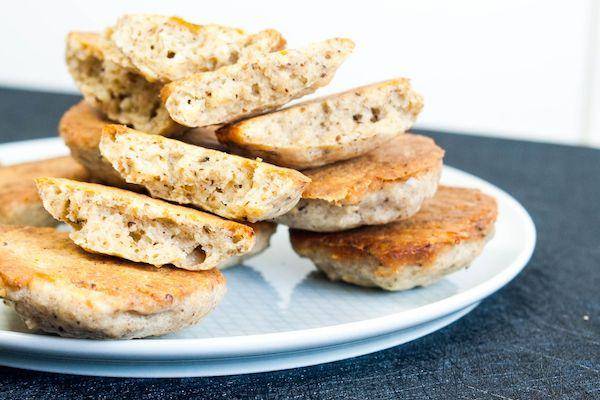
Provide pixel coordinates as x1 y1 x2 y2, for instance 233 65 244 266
0 14 497 339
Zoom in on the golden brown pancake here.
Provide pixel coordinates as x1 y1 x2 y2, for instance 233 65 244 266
59 101 132 188
302 134 444 205
290 186 498 290
0 156 88 227
0 226 226 339
275 134 444 231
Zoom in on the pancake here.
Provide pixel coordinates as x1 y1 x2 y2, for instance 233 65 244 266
59 101 225 188
0 156 88 227
161 38 354 127
0 225 225 339
66 32 185 135
217 79 423 168
275 134 444 231
290 186 498 291
100 125 310 222
36 178 255 271
108 14 285 82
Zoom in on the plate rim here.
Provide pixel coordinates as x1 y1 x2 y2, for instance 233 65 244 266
0 138 536 360
0 304 479 378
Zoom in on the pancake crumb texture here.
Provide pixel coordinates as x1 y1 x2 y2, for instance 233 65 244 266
218 79 423 168
162 38 355 127
100 125 310 222
59 102 231 188
36 178 254 270
109 14 286 82
66 32 183 135
290 187 498 291
0 226 226 339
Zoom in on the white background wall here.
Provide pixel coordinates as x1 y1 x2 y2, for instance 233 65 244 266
0 0 598 147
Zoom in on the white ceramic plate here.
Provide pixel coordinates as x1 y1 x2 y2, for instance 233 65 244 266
0 138 536 377
1 304 479 378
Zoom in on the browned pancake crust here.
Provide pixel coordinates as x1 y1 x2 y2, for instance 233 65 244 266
0 156 88 226
291 186 497 273
0 226 225 315
59 101 108 157
58 101 131 188
301 134 444 205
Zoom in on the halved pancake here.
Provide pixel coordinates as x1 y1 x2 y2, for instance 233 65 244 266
0 226 225 339
100 125 310 222
59 101 225 189
108 14 285 82
162 38 355 127
275 134 444 231
217 79 423 168
66 31 185 135
36 178 255 270
0 156 88 227
290 186 498 291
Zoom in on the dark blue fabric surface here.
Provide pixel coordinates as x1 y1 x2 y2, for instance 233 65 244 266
0 88 598 399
